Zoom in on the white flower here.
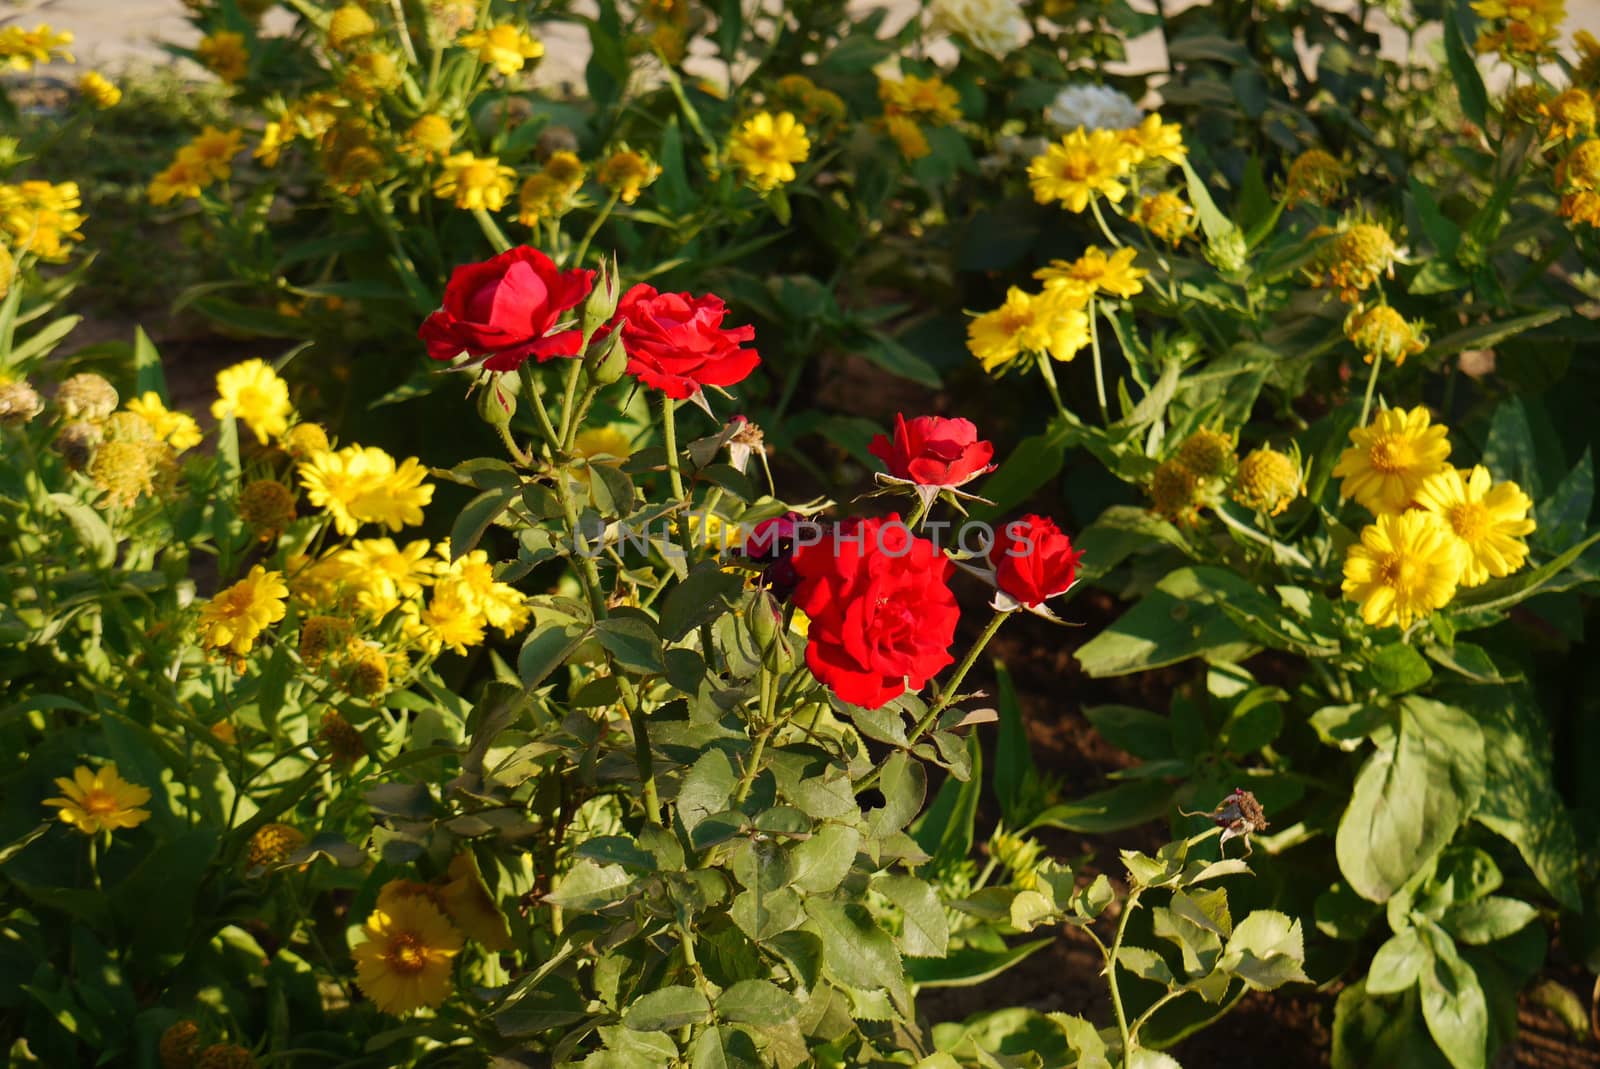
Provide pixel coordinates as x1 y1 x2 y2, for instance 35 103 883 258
1045 84 1143 131
930 0 1031 58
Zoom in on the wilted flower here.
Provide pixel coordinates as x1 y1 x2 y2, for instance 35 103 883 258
1232 447 1302 516
596 147 660 204
247 823 307 868
1284 149 1346 206
1345 304 1427 366
1131 191 1196 245
0 379 44 425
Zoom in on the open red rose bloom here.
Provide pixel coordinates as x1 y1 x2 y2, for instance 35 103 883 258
419 247 595 371
989 513 1083 607
791 516 958 709
616 284 760 399
868 413 995 489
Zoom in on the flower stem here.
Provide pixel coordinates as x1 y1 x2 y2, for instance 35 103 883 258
1089 295 1110 424
904 490 935 532
471 207 512 253
517 363 561 451
1109 889 1141 1068
1090 196 1124 248
494 421 532 466
615 675 662 824
1358 351 1383 427
1035 355 1069 419
556 358 585 450
660 393 687 501
571 191 621 269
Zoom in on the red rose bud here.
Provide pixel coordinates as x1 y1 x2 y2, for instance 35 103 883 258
989 514 1084 608
615 284 760 399
792 515 958 709
869 414 995 490
419 247 595 372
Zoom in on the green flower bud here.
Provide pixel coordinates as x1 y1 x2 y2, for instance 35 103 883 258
584 328 629 386
1205 228 1248 273
476 373 517 428
580 253 621 342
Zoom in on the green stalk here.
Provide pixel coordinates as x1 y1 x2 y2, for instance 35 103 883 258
571 191 621 269
517 362 560 451
472 206 512 253
1089 295 1110 424
616 676 662 824
1090 196 1125 248
1109 889 1141 1067
1358 351 1383 428
1035 350 1069 419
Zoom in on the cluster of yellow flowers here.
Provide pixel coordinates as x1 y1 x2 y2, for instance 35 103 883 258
0 180 86 262
0 23 74 69
877 73 962 160
770 74 848 127
148 127 246 205
1471 0 1565 59
516 150 585 227
728 111 813 192
966 245 1146 374
1148 427 1304 524
196 30 250 83
1546 80 1600 227
1334 406 1537 629
351 860 511 1015
1027 114 1186 214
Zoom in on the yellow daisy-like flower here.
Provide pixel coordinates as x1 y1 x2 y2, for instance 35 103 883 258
298 445 435 535
402 113 455 162
198 565 289 656
341 50 402 99
433 153 516 211
878 74 962 125
1558 139 1600 192
212 359 293 444
729 111 812 191
327 3 377 51
1332 406 1452 514
1562 190 1600 227
43 764 152 836
1413 465 1537 587
1026 128 1135 212
1342 510 1464 629
0 180 87 261
1118 113 1186 166
78 71 122 108
336 537 435 614
187 126 246 180
1284 149 1347 207
0 24 75 70
125 392 202 452
410 580 486 654
1232 447 1303 516
148 156 212 205
352 891 464 1015
1034 245 1147 299
1344 304 1428 367
197 31 249 83
966 286 1089 372
883 114 931 160
433 545 529 635
1131 191 1196 245
596 147 661 204
458 22 544 75
1472 0 1566 57
1540 88 1595 140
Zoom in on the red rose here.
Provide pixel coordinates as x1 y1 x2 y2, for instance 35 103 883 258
989 514 1083 607
419 247 595 372
615 284 759 399
869 414 995 489
792 515 958 709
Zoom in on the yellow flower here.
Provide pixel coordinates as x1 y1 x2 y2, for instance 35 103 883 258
543 150 585 187
1034 245 1146 299
298 445 435 535
1332 406 1452 514
1345 304 1427 367
148 157 211 205
1577 28 1600 85
341 50 402 99
1285 149 1347 206
78 71 121 108
1342 510 1464 629
43 764 152 836
0 180 86 261
433 545 529 635
197 31 249 83
1175 427 1237 481
1150 458 1204 525
883 115 930 160
337 537 435 614
729 111 811 191
352 892 464 1015
327 3 378 51
458 23 543 75
966 286 1089 372
433 153 516 211
1559 139 1600 192
1131 191 1196 245
574 426 633 463
879 74 962 125
213 359 292 444
198 565 289 656
1472 0 1565 57
1317 222 1398 302
1540 87 1595 140
1232 447 1302 516
1119 113 1186 166
1027 128 1135 212
0 24 75 70
187 126 246 180
1414 466 1536 587
282 421 331 461
410 580 485 654
403 113 456 161
596 147 661 204
247 822 307 868
126 392 202 452
1561 189 1600 227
